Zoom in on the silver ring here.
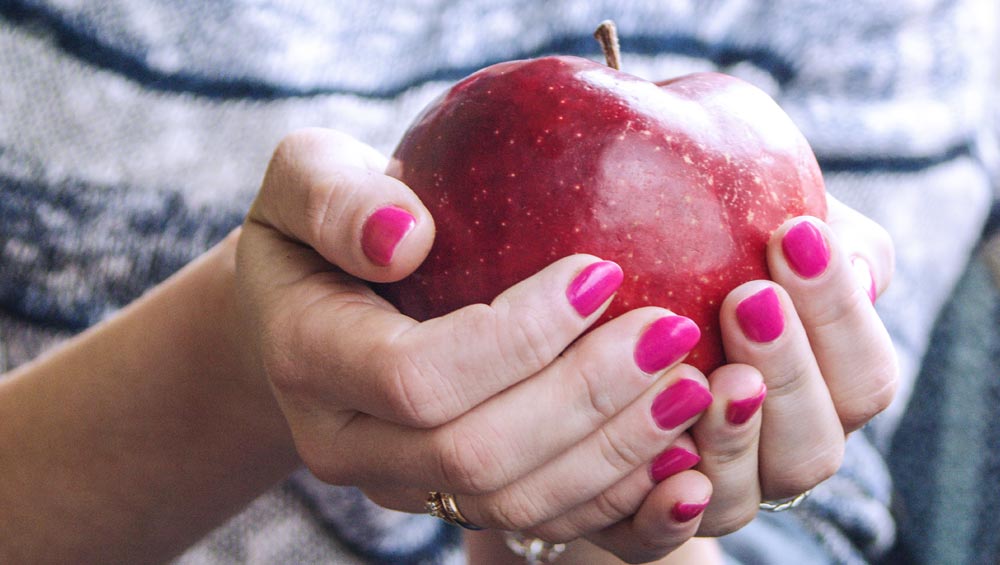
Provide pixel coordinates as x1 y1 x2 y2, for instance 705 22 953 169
759 489 812 512
503 531 566 564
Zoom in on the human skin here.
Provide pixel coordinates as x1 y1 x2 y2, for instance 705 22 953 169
0 128 896 564
0 228 298 562
467 191 898 563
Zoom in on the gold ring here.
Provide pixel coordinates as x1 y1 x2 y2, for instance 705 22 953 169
759 489 812 512
426 491 484 530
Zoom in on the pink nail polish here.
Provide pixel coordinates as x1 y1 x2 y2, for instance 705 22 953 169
361 206 416 266
725 384 767 426
650 379 713 430
852 256 877 304
566 261 624 317
671 499 710 523
634 316 701 374
650 447 701 483
782 220 830 279
735 287 785 343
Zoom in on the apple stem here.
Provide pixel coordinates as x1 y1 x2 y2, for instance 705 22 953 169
593 20 621 70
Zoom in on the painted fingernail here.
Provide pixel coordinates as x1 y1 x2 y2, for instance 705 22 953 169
650 447 701 483
782 220 830 279
651 379 713 430
726 384 767 426
671 499 710 523
634 316 701 374
566 261 624 317
852 256 877 304
735 287 784 343
361 206 416 266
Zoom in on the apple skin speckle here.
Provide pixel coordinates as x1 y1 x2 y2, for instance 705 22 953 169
380 56 826 373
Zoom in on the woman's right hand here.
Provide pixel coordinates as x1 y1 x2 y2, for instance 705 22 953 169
234 128 715 556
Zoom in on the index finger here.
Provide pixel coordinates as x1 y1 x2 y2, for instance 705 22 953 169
286 254 625 429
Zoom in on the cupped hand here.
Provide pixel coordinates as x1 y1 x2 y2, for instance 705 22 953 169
234 128 715 557
521 195 897 562
691 194 898 535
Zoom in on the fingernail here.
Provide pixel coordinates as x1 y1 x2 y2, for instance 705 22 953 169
735 287 784 343
671 499 710 523
852 256 877 304
650 447 701 483
361 206 416 266
634 316 701 374
651 379 713 430
566 261 624 317
726 384 767 426
782 220 830 279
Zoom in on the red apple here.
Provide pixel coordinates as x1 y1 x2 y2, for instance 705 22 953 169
380 55 826 373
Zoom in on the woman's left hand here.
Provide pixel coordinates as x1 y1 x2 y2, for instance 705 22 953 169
689 193 898 535
520 194 897 561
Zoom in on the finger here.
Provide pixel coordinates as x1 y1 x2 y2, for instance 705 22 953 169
769 214 898 432
825 193 895 301
528 435 700 543
691 363 765 537
720 281 844 499
428 308 700 494
279 253 621 429
272 255 630 482
460 365 712 531
321 308 700 494
246 127 435 282
585 470 712 565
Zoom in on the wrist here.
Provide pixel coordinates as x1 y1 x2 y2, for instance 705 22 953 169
0 229 300 562
178 228 299 468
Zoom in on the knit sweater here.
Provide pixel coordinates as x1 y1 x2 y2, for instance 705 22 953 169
1 1 997 563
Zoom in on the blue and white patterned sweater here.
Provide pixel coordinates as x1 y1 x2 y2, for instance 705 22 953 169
1 1 998 563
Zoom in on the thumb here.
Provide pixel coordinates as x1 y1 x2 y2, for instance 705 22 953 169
247 127 434 283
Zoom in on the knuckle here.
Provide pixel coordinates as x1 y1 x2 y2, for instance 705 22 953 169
259 306 314 398
759 354 814 400
272 128 324 163
592 488 640 527
434 425 507 495
840 369 899 432
836 341 900 432
302 171 352 250
813 447 845 483
768 442 843 498
807 295 862 336
271 129 362 248
492 296 561 373
259 342 300 397
577 361 619 423
869 369 900 414
379 342 458 428
704 440 756 469
596 427 646 475
486 488 549 531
